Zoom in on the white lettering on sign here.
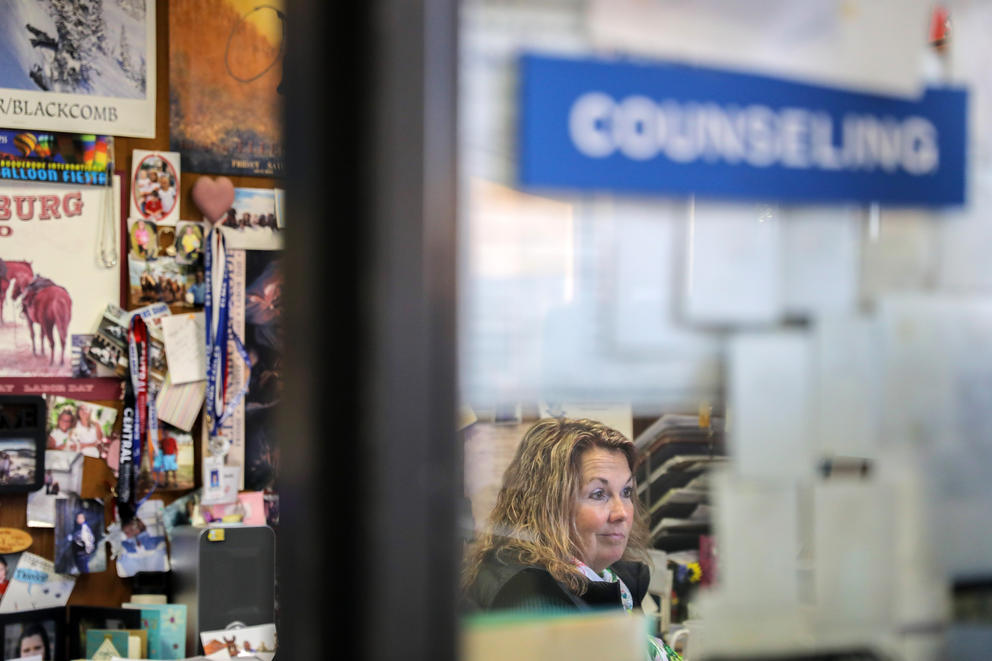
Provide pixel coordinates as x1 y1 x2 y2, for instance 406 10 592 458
568 93 940 175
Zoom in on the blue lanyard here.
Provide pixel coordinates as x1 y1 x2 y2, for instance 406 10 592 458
205 229 251 441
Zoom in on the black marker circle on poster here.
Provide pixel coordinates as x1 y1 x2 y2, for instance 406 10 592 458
224 4 286 84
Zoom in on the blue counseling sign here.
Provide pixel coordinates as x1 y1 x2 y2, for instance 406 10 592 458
519 54 967 205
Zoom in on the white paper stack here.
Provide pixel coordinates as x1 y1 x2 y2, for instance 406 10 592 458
810 315 881 461
729 332 814 479
683 200 782 326
813 482 894 629
781 206 860 318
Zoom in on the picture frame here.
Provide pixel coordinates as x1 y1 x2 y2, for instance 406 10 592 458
0 606 65 661
67 605 141 661
0 395 46 494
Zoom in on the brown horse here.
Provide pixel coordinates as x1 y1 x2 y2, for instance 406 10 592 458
0 260 34 324
22 280 71 365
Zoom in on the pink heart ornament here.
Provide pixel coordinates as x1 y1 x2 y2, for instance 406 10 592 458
191 176 235 224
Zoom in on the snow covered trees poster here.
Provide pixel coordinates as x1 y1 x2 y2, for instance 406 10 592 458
0 0 156 138
169 0 284 176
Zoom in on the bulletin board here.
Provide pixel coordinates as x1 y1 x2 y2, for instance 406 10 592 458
0 0 279 608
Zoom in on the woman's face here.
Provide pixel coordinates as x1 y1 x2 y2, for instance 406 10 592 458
78 407 90 424
572 447 634 573
20 633 45 659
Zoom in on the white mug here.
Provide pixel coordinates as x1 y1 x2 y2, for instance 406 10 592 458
669 627 690 654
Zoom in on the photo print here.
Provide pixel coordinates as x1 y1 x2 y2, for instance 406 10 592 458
130 150 180 225
109 499 168 578
162 490 202 543
70 335 116 379
0 553 21 601
218 187 283 250
175 221 206 266
140 422 194 491
4 618 56 661
0 0 157 138
26 450 82 528
45 396 118 459
127 218 204 310
54 496 106 576
86 303 169 381
128 216 159 261
0 439 36 488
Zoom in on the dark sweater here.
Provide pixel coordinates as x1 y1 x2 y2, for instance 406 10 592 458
466 551 651 613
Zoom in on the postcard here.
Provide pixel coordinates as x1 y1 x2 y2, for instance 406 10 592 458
54 496 106 576
0 130 112 186
200 623 275 659
130 150 180 225
122 602 186 659
125 607 160 659
26 450 82 528
0 552 75 613
217 188 283 250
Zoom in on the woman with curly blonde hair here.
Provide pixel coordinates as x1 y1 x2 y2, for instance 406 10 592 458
463 417 651 612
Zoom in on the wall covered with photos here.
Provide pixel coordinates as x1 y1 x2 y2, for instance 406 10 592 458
0 0 283 627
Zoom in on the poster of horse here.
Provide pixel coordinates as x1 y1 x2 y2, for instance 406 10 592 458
0 183 120 378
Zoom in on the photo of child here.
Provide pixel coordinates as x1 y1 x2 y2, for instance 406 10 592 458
129 218 159 260
54 497 106 576
176 221 205 265
130 151 180 224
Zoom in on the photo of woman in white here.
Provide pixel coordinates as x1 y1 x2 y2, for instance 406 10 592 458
71 404 104 458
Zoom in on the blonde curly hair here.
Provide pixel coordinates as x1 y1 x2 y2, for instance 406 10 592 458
463 417 648 595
